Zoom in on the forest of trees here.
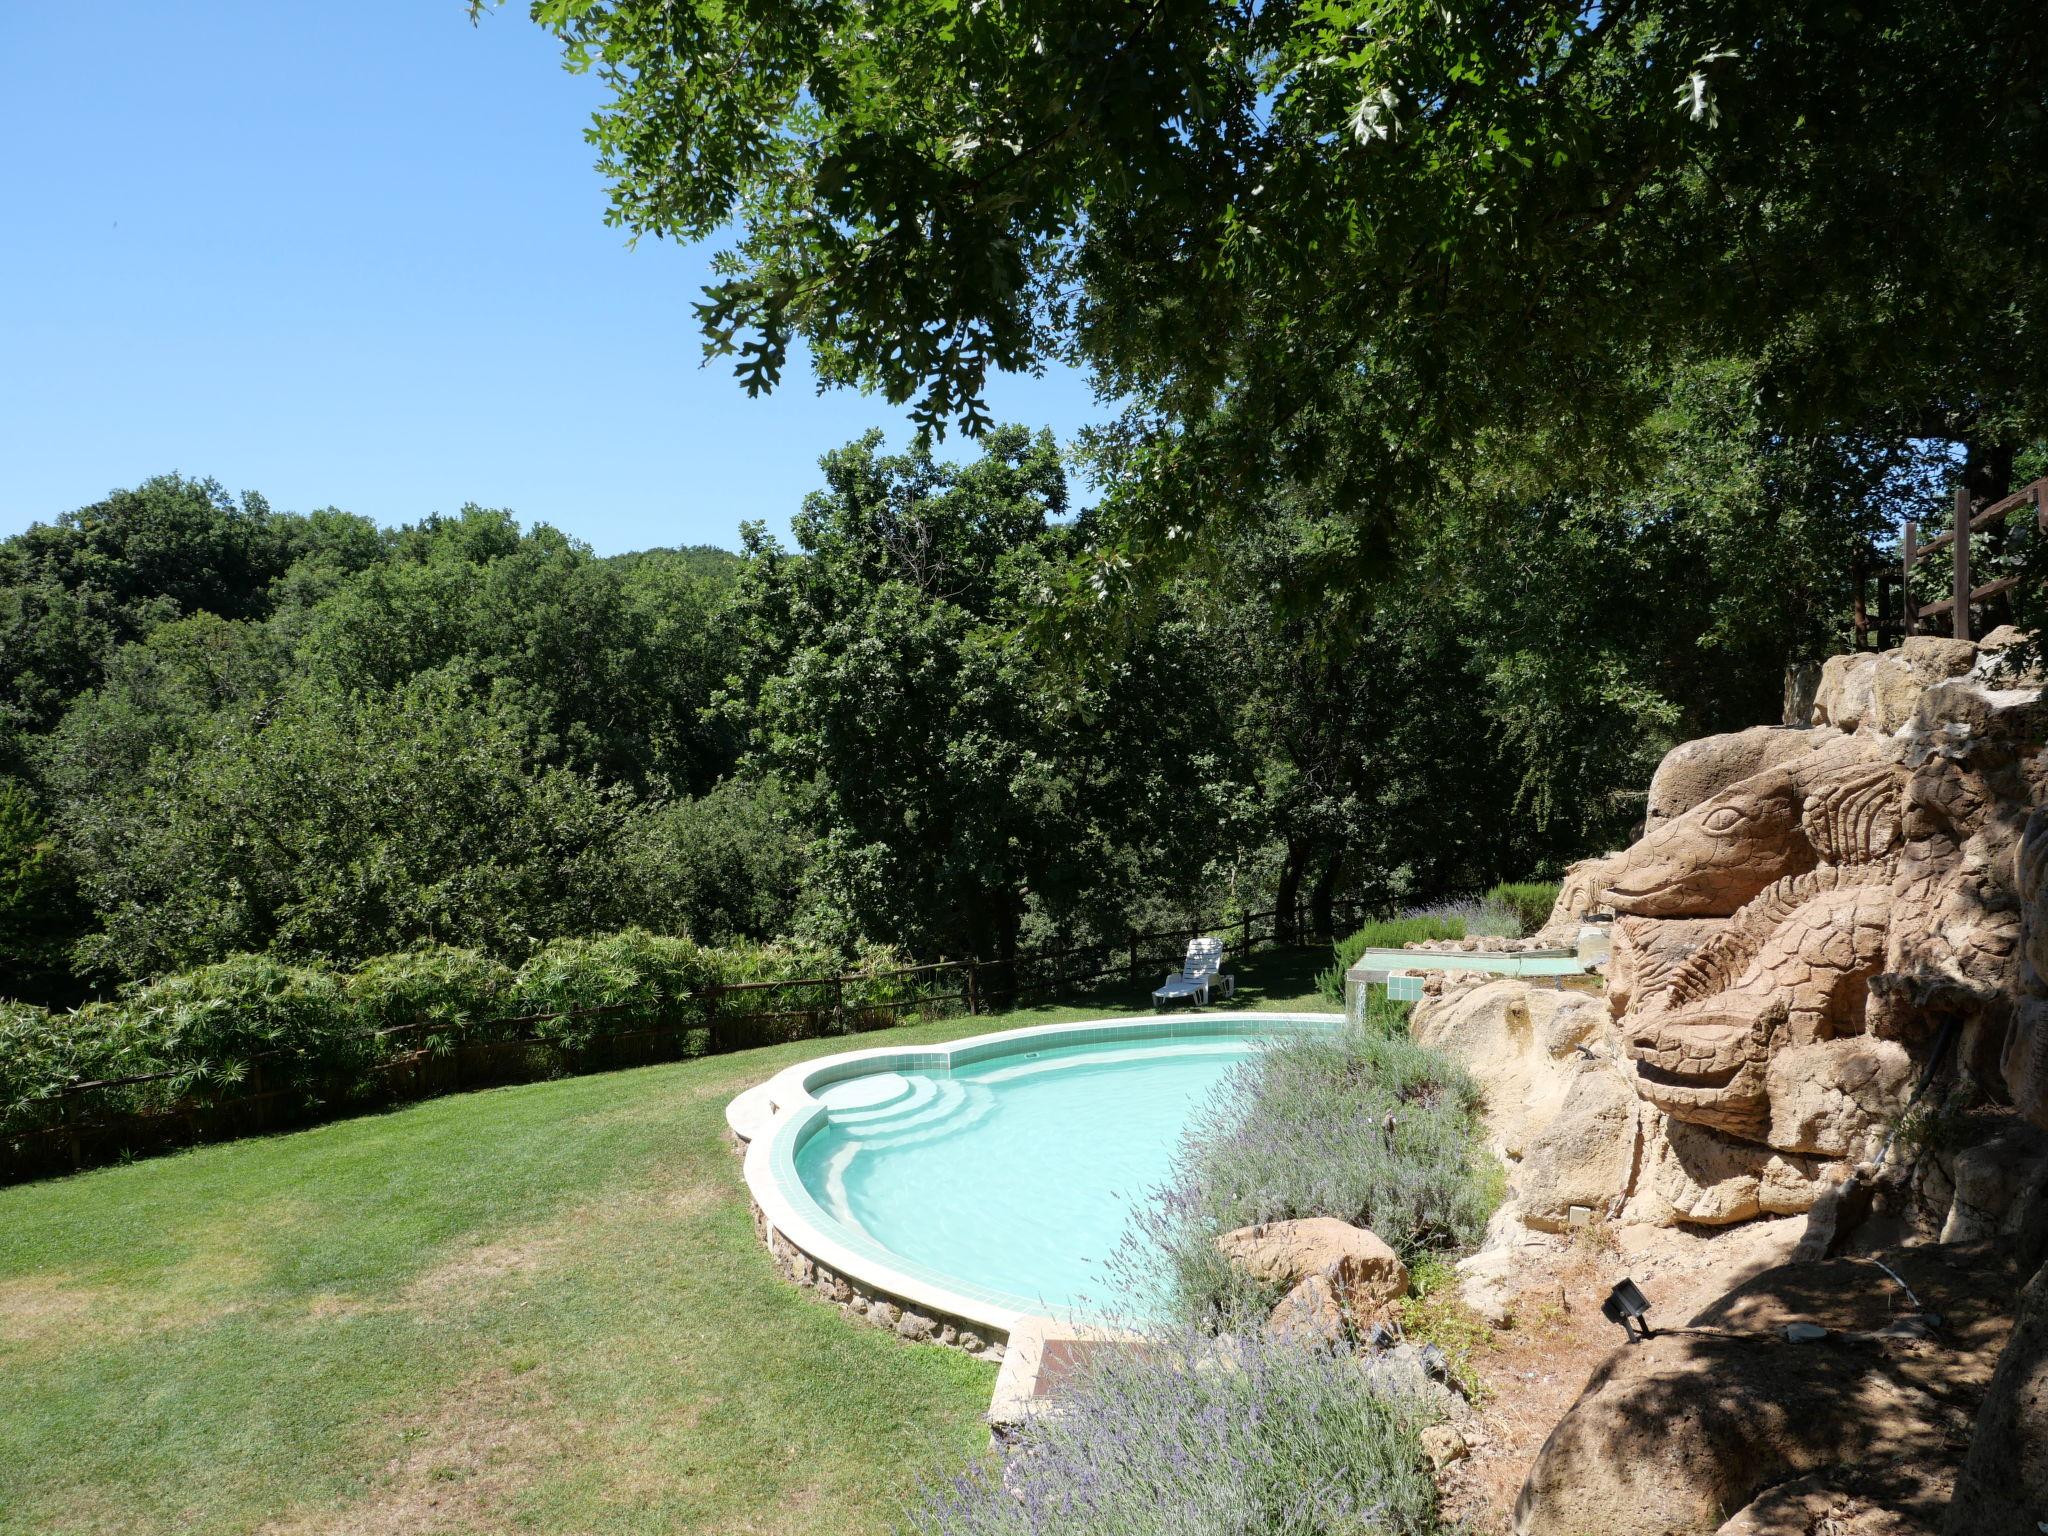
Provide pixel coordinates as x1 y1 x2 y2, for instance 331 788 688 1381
0 376 1974 1008
4 2 2041 1011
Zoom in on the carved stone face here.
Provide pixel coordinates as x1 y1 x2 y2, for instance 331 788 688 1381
1607 764 1815 919
1624 883 1893 1141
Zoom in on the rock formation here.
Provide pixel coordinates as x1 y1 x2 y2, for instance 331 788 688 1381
1477 630 2048 1534
1423 633 2048 1245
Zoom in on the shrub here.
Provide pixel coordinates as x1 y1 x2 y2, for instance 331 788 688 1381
114 954 369 1108
1484 881 1561 937
1122 1001 1500 1330
908 1327 1446 1536
0 928 913 1175
512 929 719 1047
348 946 515 1050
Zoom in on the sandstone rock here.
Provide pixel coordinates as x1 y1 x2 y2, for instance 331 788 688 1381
868 1299 901 1329
1412 980 1609 1162
1947 1260 2048 1535
895 1309 936 1341
1265 1271 1352 1349
1516 1060 1640 1231
1898 677 2048 760
1814 650 1881 731
1358 1341 1468 1420
1764 1038 1913 1158
1716 1464 1952 1536
1419 1423 1469 1470
1940 1120 2048 1243
1454 1245 1518 1327
1637 1116 1837 1227
1214 1218 1410 1301
1514 1329 1945 1535
1514 1244 2018 1536
1869 637 1983 735
1973 625 2043 687
1601 668 2048 1205
1533 850 1632 945
1645 726 1821 829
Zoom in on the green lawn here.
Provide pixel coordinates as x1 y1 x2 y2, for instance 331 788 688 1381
0 949 1333 1536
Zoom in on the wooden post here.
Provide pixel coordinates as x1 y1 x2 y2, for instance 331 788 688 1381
1852 555 1869 649
1954 485 1973 641
1902 519 1919 634
965 960 980 1016
833 974 846 1035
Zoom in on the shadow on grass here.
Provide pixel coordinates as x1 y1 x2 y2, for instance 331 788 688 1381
982 944 1337 1019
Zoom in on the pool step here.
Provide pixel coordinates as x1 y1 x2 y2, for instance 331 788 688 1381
828 1076 996 1148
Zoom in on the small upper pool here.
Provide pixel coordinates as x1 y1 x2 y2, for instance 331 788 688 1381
740 1014 1338 1328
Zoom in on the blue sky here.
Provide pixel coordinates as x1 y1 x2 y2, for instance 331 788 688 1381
0 2 1104 555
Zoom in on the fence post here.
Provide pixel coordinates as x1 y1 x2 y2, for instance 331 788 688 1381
1953 484 1973 642
1852 554 1869 649
966 959 980 1016
833 974 846 1035
1902 519 1919 634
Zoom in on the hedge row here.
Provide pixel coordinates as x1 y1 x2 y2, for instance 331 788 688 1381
0 929 914 1165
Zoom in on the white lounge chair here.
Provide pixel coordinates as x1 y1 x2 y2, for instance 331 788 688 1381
1153 937 1234 1010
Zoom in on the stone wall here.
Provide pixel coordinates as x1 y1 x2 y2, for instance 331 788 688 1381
751 1200 1008 1360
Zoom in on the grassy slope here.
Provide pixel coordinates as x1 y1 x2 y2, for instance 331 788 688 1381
0 950 1332 1536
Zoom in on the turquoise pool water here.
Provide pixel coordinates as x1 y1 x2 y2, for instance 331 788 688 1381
793 1033 1274 1319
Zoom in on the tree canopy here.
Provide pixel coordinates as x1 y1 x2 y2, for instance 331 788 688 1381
508 0 2047 558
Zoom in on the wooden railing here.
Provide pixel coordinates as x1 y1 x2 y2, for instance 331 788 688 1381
1899 476 2048 643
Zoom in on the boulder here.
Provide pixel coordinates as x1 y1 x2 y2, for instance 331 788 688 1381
1869 637 1983 734
1715 1464 1951 1536
1513 1244 2019 1536
1411 980 1608 1162
1516 1059 1641 1232
1419 1423 1469 1470
1947 1261 2048 1535
1265 1271 1356 1349
1814 651 1881 731
1214 1218 1409 1302
1763 1038 1913 1159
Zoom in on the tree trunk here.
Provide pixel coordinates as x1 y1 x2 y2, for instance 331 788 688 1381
1309 847 1345 941
1275 836 1311 946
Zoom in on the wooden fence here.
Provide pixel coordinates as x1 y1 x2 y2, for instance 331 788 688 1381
1856 475 2048 648
3 898 1367 1184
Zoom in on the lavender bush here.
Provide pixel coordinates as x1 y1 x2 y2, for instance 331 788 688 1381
909 997 1488 1536
909 1328 1445 1536
1115 996 1499 1330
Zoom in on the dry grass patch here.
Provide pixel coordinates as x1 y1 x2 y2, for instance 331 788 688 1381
260 1368 572 1536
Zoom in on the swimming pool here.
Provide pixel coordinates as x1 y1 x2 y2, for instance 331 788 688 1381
732 1013 1340 1333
